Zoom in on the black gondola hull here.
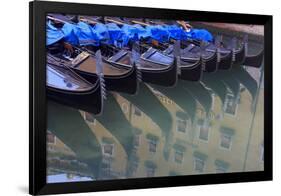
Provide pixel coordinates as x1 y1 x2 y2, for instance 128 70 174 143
72 65 139 95
179 60 202 81
108 57 178 86
244 50 264 68
140 62 177 86
161 49 203 81
203 52 219 73
181 52 218 73
218 51 233 70
47 84 103 115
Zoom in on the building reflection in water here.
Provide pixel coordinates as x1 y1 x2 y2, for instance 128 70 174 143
46 63 264 182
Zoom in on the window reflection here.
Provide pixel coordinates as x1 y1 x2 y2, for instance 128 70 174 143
223 93 239 116
219 127 235 150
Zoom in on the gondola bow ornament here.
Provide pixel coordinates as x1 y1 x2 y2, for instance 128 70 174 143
173 40 181 75
95 50 107 102
131 42 142 83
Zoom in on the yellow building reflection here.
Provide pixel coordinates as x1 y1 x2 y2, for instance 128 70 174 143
46 66 264 181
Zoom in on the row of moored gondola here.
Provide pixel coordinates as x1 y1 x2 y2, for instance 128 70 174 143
46 14 264 115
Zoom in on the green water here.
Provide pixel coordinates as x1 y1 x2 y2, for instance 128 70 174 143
46 38 264 183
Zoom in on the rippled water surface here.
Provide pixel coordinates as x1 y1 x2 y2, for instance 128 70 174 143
46 29 264 183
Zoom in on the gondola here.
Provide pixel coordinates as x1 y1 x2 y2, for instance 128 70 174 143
244 49 264 68
47 14 140 95
164 35 233 72
84 16 201 82
79 15 180 86
176 20 248 70
123 18 220 73
160 42 216 75
234 36 264 68
201 34 264 70
109 17 217 76
80 15 263 71
149 19 239 71
173 43 218 73
200 36 234 70
221 36 246 67
46 63 104 115
217 48 234 70
102 43 178 86
173 21 234 70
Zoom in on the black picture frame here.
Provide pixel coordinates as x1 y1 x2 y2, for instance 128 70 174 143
29 1 273 195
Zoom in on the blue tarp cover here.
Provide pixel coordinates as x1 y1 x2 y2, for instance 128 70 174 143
133 24 151 40
121 24 139 46
61 23 79 45
105 23 124 46
146 25 170 43
75 22 100 46
93 23 110 42
47 19 214 47
163 25 187 40
46 21 64 46
186 28 213 42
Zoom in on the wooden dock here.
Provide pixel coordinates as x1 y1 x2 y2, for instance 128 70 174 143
191 22 264 42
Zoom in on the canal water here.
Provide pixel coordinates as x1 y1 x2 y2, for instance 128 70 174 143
46 26 264 183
